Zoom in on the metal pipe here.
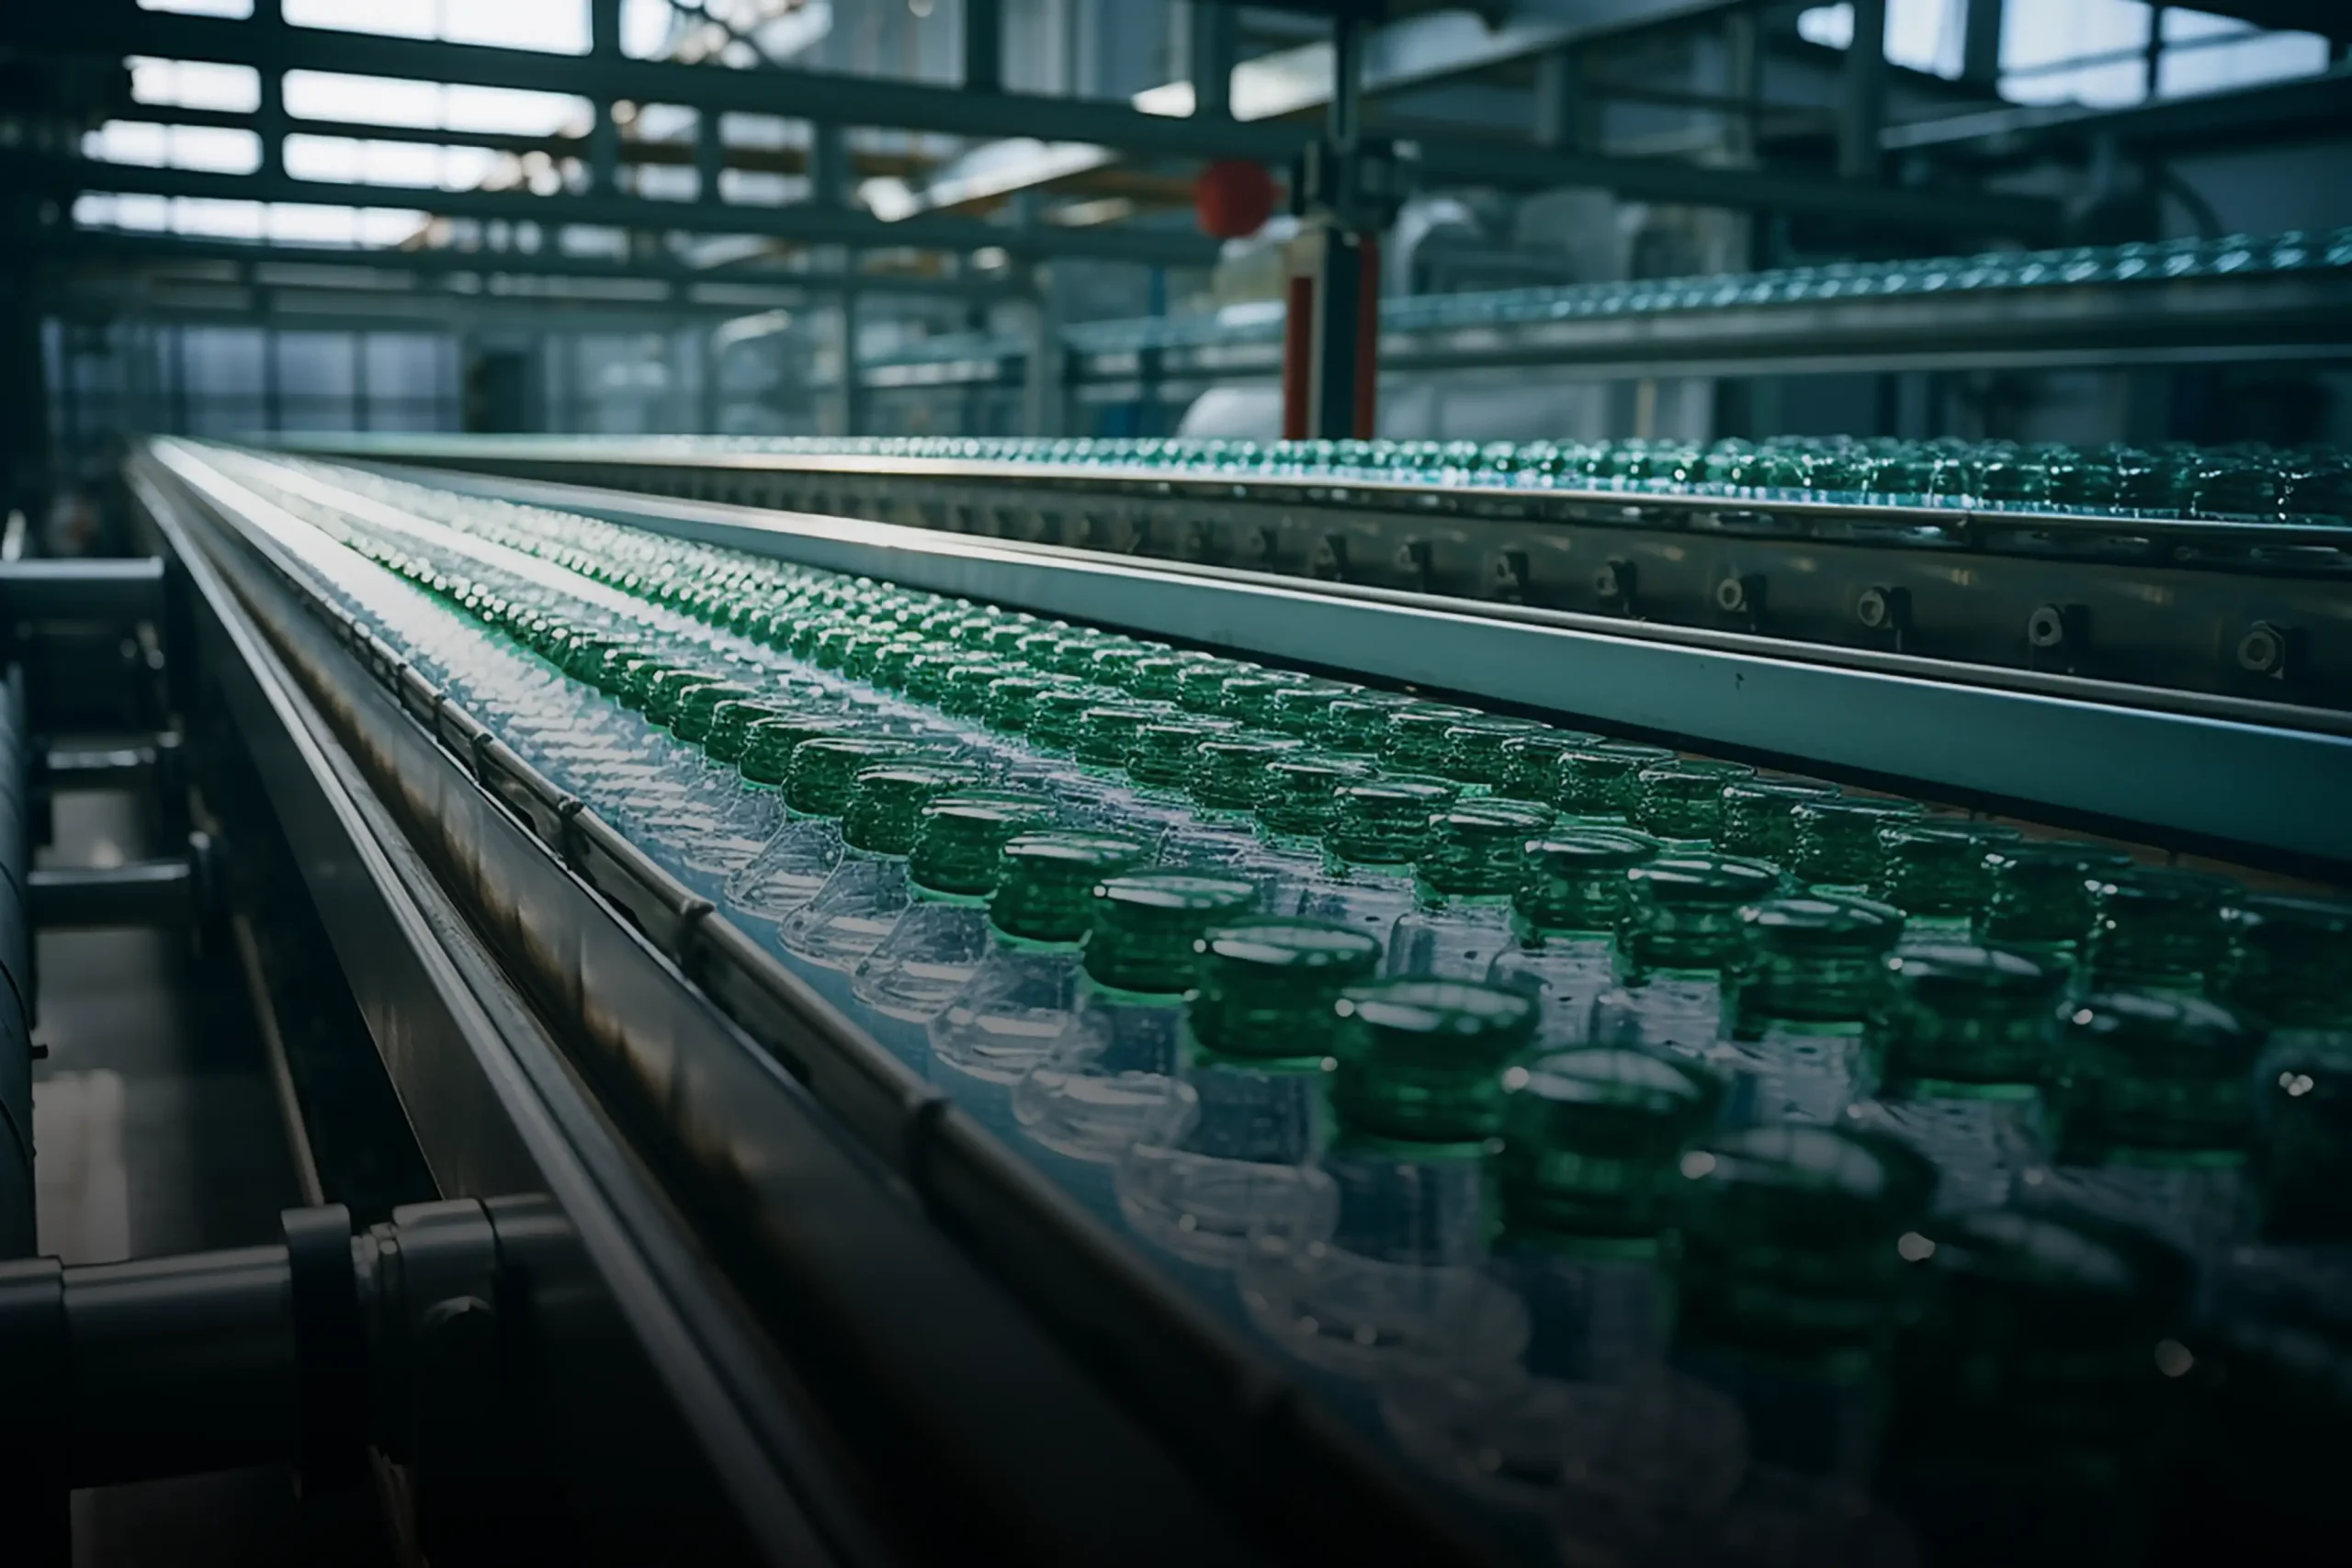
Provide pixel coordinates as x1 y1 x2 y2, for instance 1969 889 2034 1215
60 1247 304 1487
0 666 28 1260
1840 0 1889 181
30 859 196 930
0 558 165 623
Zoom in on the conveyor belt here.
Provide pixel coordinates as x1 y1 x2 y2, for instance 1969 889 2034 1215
120 436 2352 1568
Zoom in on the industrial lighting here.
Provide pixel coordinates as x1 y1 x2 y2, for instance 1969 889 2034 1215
909 0 934 16
970 245 1010 271
1046 197 1136 227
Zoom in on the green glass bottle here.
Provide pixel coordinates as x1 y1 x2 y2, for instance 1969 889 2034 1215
1589 853 1782 1056
1385 807 1542 981
1330 977 1538 1144
1254 753 1376 850
1977 841 2138 967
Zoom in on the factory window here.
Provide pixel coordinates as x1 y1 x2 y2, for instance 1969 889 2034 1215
281 0 590 54
83 122 263 175
128 57 262 114
1796 1 1967 77
280 73 591 137
137 0 254 16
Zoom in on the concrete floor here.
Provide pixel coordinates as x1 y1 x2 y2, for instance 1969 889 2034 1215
30 785 394 1567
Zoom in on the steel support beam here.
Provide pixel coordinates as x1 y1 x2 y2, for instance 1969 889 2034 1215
1961 0 2005 87
9 154 1222 267
30 860 196 930
0 559 165 622
0 8 2064 234
1187 1 1237 119
964 0 1002 96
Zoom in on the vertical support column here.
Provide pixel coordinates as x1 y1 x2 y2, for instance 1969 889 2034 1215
695 109 725 205
834 293 862 438
1839 0 1887 182
1531 49 1582 152
589 0 623 194
2143 6 2167 98
260 317 282 434
1021 270 1060 440
964 0 1002 95
1188 0 1235 118
352 331 370 432
252 0 287 177
1282 9 1379 443
1961 0 2005 89
810 121 849 209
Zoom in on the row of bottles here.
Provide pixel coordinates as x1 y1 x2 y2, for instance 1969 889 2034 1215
208 445 2351 1565
636 429 2352 525
1049 227 2352 352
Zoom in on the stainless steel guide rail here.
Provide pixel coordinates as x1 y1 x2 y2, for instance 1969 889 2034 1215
260 443 2352 875
275 434 2352 728
131 438 1497 1568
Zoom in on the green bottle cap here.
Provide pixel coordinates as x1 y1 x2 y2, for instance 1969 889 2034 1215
1088 646 1149 689
901 649 973 704
1498 730 1601 803
1329 978 1539 1143
940 660 1012 717
1015 630 1069 671
989 831 1152 943
1189 918 1382 1059
1125 655 1198 703
616 657 684 711
869 640 922 691
1559 741 1677 818
2085 866 2237 992
1879 942 2065 1094
810 625 859 671
561 633 621 682
1417 807 1539 898
842 765 980 854
1073 704 1168 771
785 734 925 817
1378 703 1485 775
2222 894 2352 1031
1027 683 1119 752
2058 989 2266 1159
983 673 1051 732
670 681 756 744
1873 819 2023 921
1515 829 1660 935
1324 778 1460 868
1622 854 1783 972
740 710 851 787
1734 895 1906 1023
1190 736 1306 813
1791 798 1927 888
1126 720 1232 792
1175 659 1254 714
909 793 1059 897
1634 759 1758 843
1497 1048 1723 1240
1318 691 1421 755
1673 1125 1930 1361
1256 753 1376 840
1051 635 1117 680
1978 841 2139 951
1267 681 1363 737
1437 716 1552 792
1081 873 1260 993
706 699 786 764
839 630 892 681
1223 672 1316 728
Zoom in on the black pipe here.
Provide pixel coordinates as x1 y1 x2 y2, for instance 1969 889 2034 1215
0 663 31 1258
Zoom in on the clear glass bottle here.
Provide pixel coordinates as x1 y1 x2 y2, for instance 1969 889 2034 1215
1386 807 1546 981
2022 988 2267 1263
1589 854 1782 1057
723 731 931 924
926 830 1151 1093
1488 829 1660 1047
778 763 981 969
1292 776 1460 955
849 790 1059 1021
1014 872 1261 1218
1115 918 1378 1268
1329 977 1538 1145
1842 942 2064 1212
1716 894 1905 1129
